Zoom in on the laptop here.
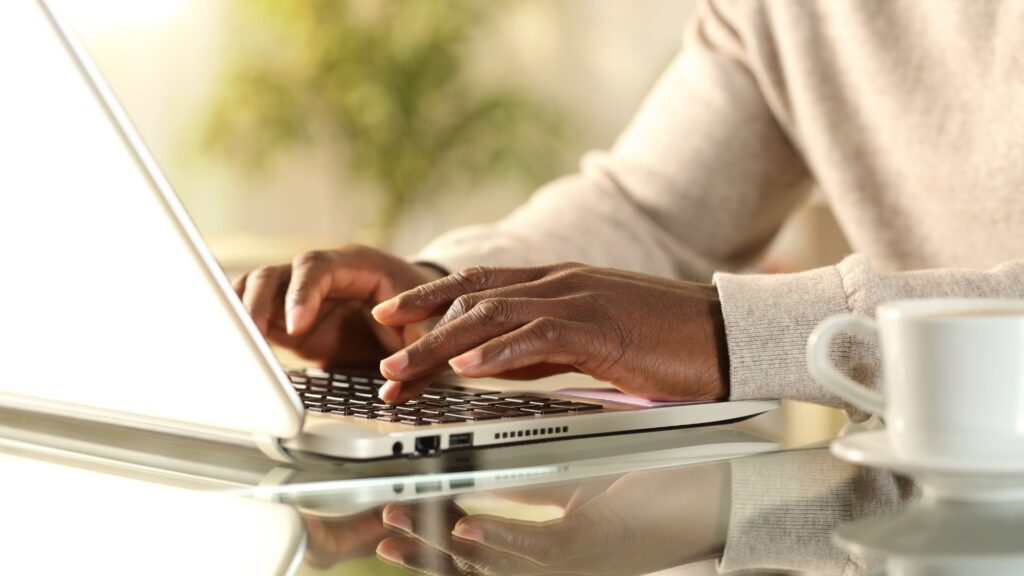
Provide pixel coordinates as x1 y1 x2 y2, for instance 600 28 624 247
0 0 778 462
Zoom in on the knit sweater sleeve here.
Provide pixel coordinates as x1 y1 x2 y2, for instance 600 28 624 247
414 0 809 282
715 255 1024 417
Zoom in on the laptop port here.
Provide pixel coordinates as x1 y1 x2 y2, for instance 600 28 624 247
414 436 440 455
449 433 473 448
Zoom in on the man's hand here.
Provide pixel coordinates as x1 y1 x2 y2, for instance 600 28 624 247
372 263 729 404
376 463 731 575
233 245 444 368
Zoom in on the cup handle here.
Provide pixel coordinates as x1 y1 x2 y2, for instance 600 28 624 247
806 314 886 416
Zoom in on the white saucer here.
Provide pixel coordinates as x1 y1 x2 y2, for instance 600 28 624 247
831 431 1024 502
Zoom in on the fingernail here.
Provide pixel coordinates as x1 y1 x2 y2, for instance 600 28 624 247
449 350 482 373
286 305 304 335
372 298 399 320
383 508 412 533
452 520 484 542
380 351 409 378
376 541 404 564
378 380 400 403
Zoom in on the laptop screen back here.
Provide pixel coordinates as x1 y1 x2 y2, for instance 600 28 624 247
0 1 303 440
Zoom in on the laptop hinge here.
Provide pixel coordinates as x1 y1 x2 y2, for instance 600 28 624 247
253 435 296 463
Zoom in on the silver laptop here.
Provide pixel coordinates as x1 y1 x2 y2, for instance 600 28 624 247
0 0 778 462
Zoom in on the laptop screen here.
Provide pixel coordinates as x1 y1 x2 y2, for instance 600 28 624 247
0 1 303 440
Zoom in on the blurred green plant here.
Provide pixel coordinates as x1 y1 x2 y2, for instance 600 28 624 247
204 0 570 238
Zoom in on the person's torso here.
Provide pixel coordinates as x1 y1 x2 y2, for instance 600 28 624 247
731 0 1024 271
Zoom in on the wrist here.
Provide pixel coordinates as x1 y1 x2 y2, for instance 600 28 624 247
708 286 731 400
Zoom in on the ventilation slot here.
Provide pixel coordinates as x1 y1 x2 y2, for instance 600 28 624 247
493 426 569 441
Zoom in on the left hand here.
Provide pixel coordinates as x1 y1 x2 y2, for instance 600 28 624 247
371 263 729 404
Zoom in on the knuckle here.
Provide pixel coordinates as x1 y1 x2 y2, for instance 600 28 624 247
418 329 446 353
450 294 476 317
293 250 328 270
473 298 509 325
249 266 277 281
455 266 493 291
532 317 564 345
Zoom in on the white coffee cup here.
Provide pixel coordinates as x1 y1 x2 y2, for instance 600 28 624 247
807 298 1024 466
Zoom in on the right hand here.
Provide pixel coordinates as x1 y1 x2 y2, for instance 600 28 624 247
233 245 444 368
376 462 731 575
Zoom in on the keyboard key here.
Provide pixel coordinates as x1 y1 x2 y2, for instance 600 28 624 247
350 376 370 384
448 410 501 421
519 406 570 415
551 402 602 411
307 406 326 413
502 396 551 405
477 407 534 418
289 376 309 384
422 415 466 424
397 419 431 426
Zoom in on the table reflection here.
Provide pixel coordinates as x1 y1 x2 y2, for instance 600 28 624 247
836 499 1024 576
300 448 919 575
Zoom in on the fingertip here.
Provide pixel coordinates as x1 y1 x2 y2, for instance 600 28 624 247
286 305 309 335
449 349 483 374
378 380 401 404
451 519 484 543
380 351 409 380
371 298 399 322
375 539 405 565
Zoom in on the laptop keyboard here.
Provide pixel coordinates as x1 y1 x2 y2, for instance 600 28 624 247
287 368 601 426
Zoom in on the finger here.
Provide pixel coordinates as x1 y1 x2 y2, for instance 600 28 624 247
383 500 465 548
379 373 440 404
372 265 557 326
284 250 397 336
448 318 593 378
284 251 339 336
384 503 544 576
376 536 461 576
380 298 560 383
232 272 248 298
240 266 289 335
451 514 589 567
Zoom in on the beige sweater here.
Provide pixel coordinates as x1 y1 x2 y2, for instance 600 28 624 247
416 0 1024 413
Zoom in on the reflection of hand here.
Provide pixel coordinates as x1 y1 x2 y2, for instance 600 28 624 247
233 245 444 368
372 263 730 404
376 463 731 575
302 507 392 570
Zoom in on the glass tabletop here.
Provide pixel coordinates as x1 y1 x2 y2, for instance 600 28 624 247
0 408 1017 575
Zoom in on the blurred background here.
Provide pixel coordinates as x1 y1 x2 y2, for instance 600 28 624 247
61 0 852 451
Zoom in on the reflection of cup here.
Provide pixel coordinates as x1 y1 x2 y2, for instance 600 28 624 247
834 500 1024 576
807 299 1024 466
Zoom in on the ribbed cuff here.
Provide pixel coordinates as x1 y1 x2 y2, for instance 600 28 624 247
713 265 852 407
719 452 857 574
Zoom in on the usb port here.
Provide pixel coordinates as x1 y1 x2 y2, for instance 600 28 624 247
449 433 473 448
